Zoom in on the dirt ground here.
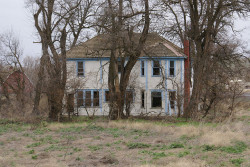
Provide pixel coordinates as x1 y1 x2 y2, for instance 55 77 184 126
0 105 249 167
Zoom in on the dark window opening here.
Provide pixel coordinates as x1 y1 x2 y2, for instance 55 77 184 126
85 91 91 107
141 91 145 108
118 60 122 73
77 61 84 76
93 91 99 107
141 61 145 76
105 91 110 102
169 91 176 109
153 60 160 76
77 91 83 107
126 91 134 104
151 91 162 108
169 61 175 76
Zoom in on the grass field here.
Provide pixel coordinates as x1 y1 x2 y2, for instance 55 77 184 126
0 106 249 167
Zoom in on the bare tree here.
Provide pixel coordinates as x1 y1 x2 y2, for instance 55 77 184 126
95 0 150 120
27 0 95 120
160 0 250 118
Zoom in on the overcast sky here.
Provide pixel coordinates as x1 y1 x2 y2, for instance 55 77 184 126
0 0 250 58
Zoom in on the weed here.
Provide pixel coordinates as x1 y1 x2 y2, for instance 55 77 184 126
220 141 247 154
28 149 35 154
0 141 4 145
44 144 67 152
76 157 83 161
106 143 111 147
31 155 38 160
62 135 77 141
39 135 59 144
177 150 190 157
202 145 216 151
140 150 167 160
169 143 184 149
127 142 151 149
114 140 122 144
59 126 83 133
231 158 244 167
73 147 82 152
33 128 50 135
87 125 104 131
88 145 103 151
26 142 41 148
93 136 101 140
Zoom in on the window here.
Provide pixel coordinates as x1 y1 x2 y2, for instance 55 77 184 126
77 61 84 77
141 61 145 76
169 60 175 76
93 91 99 106
118 60 122 73
76 90 100 107
151 91 162 108
85 91 91 107
125 91 134 104
153 60 160 76
105 91 110 102
77 91 84 107
141 91 145 108
169 91 176 109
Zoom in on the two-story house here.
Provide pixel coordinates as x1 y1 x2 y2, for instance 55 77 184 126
66 33 190 116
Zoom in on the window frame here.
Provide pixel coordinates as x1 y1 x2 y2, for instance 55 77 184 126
151 90 162 108
141 60 145 77
104 90 110 103
77 61 84 77
169 60 175 77
141 90 145 108
152 60 161 77
168 90 176 109
76 89 100 108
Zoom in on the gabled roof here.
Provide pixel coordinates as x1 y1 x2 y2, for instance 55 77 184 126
67 33 186 59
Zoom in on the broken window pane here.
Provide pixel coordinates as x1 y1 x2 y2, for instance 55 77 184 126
151 91 162 108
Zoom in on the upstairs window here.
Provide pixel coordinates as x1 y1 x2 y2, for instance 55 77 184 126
169 91 176 109
151 91 162 108
152 60 160 76
77 61 84 77
169 60 175 76
141 60 145 76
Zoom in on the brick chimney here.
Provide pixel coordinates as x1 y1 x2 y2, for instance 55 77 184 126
184 40 190 112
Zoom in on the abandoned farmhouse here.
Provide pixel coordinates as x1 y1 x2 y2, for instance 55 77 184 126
66 33 191 116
